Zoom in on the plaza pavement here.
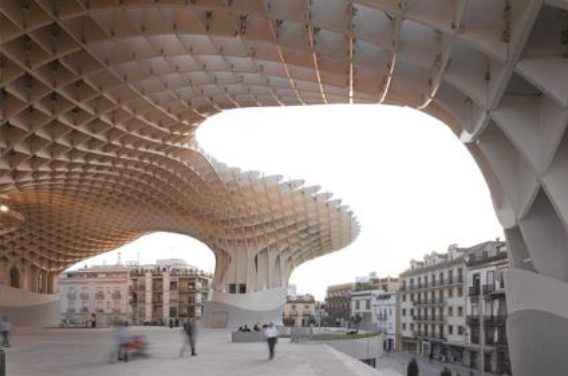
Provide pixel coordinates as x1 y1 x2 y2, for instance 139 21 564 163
4 327 401 376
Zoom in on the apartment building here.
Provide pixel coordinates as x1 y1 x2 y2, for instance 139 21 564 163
324 282 355 326
129 259 211 325
465 243 511 374
58 266 131 327
398 241 506 366
372 289 399 351
283 294 316 327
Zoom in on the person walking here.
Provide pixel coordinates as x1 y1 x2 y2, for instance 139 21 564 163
180 319 197 357
0 317 12 347
263 322 279 360
109 322 129 363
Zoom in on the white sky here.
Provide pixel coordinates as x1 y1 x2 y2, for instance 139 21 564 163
72 105 503 300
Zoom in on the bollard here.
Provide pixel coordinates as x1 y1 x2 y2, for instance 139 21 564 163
0 349 6 376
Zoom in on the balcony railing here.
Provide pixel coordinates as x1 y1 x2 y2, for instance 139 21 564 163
413 315 445 323
95 292 105 300
466 315 480 326
468 285 481 297
416 331 446 341
484 315 507 327
414 298 445 306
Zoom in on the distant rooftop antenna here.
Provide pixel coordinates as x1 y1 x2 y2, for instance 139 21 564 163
117 252 122 266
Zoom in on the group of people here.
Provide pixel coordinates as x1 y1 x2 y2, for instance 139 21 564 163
237 322 280 360
109 318 197 363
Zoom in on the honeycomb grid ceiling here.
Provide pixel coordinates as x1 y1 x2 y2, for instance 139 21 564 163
1 0 568 291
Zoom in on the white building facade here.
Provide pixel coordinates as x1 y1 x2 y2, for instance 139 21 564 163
372 290 399 351
58 266 130 327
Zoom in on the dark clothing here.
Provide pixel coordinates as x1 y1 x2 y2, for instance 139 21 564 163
267 337 277 359
1 331 10 347
180 323 197 356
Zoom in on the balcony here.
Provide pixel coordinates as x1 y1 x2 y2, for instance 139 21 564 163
413 315 444 323
66 293 76 300
79 293 89 300
484 315 506 327
466 315 480 326
95 292 105 300
482 284 495 294
468 285 481 297
414 298 445 306
112 292 121 300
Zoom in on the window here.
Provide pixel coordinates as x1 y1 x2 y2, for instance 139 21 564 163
365 299 370 310
239 284 247 294
403 294 407 302
448 325 453 335
458 325 465 335
410 308 414 316
410 323 415 330
487 270 495 286
448 307 453 316
458 306 464 316
402 323 407 330
228 284 237 294
458 287 463 297
448 288 453 298
402 309 407 316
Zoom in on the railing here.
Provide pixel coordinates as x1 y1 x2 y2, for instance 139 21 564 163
80 293 89 300
95 292 105 300
482 284 495 294
468 285 481 297
466 315 480 326
66 293 76 300
484 315 506 327
112 292 121 300
414 298 445 306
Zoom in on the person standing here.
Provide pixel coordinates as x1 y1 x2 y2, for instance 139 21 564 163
263 322 279 360
180 319 197 357
0 317 12 347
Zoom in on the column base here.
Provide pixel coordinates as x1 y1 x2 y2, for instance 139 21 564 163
202 287 286 329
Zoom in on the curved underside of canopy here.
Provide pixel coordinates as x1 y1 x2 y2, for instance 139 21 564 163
1 1 568 373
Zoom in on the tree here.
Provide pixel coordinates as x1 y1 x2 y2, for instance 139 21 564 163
440 367 452 376
407 357 419 376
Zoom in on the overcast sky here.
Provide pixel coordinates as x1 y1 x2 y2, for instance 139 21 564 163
72 105 503 300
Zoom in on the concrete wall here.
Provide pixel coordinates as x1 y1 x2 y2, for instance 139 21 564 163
202 287 285 328
0 284 59 327
319 335 384 366
506 268 568 376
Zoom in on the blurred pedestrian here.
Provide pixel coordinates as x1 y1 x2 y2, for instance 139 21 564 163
0 317 12 347
109 322 129 363
263 322 279 360
180 319 197 357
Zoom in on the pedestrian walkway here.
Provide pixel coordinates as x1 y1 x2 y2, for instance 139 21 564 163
376 351 500 376
5 327 395 376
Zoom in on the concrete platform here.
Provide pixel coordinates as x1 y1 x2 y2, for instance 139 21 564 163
4 327 401 376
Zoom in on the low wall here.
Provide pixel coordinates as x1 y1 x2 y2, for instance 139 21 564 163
318 335 384 366
0 284 59 327
203 287 286 329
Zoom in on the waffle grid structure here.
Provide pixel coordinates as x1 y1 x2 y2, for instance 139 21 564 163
1 1 568 374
